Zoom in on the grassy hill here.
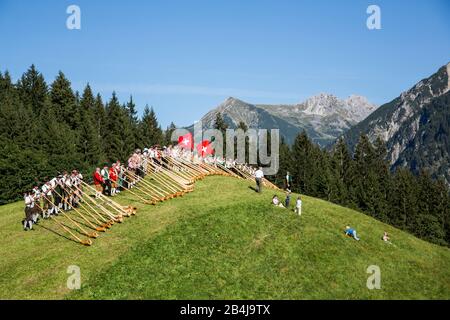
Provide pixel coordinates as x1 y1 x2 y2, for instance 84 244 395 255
0 176 449 299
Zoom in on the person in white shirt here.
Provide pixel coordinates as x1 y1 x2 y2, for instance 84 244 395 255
254 167 264 193
295 196 302 216
41 181 53 218
28 188 40 225
63 173 73 211
23 192 36 230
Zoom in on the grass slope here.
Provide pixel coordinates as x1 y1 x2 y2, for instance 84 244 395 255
0 176 449 299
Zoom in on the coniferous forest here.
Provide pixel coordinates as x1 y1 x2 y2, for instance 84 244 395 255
1 66 450 247
271 134 450 247
0 65 170 204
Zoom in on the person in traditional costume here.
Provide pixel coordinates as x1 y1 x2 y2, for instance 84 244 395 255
41 180 53 218
109 164 118 196
93 167 104 199
101 165 111 196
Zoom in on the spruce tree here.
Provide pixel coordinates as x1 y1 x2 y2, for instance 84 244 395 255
139 105 163 147
16 64 48 115
78 84 104 166
164 122 177 146
329 137 352 205
103 92 127 162
125 95 140 149
291 131 313 194
213 112 228 156
50 71 79 129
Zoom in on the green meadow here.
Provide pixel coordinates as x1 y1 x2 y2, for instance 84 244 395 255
0 176 449 299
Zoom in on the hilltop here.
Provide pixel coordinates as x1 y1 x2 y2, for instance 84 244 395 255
0 176 449 299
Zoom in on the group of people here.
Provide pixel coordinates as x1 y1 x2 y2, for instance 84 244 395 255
22 142 395 245
271 192 303 216
92 147 166 199
22 145 182 231
260 169 393 244
23 170 84 230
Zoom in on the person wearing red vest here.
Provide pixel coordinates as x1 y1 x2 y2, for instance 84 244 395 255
109 164 118 196
93 167 104 198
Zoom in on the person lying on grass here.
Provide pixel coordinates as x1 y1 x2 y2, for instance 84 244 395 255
272 195 285 208
344 226 360 241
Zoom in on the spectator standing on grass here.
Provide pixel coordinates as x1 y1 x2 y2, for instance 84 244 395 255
255 167 264 193
295 196 302 216
285 171 293 190
285 189 291 208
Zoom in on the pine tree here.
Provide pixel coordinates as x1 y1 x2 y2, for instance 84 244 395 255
78 84 104 167
164 122 177 146
291 131 314 194
139 105 163 147
351 134 377 212
213 112 228 156
388 168 419 231
237 121 248 131
103 92 129 162
371 137 390 221
125 95 140 149
329 137 352 205
94 93 107 147
50 71 79 129
16 64 48 115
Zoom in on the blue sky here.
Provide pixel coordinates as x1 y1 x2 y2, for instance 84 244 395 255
0 0 449 127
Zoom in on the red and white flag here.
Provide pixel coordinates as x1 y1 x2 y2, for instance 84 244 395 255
196 140 214 157
178 133 193 150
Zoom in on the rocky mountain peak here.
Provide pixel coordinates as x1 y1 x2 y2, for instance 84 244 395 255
303 93 340 116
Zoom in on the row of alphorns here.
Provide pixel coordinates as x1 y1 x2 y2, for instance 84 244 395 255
35 156 280 246
35 181 136 246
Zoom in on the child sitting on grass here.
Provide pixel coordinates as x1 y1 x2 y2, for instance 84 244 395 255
272 195 285 208
382 232 392 244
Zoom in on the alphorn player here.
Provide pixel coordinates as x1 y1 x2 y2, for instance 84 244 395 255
93 167 104 199
109 164 118 196
23 191 37 230
41 179 53 218
101 164 111 196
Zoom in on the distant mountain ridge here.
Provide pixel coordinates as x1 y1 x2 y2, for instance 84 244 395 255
198 93 377 146
344 62 450 184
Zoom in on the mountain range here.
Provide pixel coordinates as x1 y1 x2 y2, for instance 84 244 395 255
196 62 450 184
197 94 377 146
344 62 450 184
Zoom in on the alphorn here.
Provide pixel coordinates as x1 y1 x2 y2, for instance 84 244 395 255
41 194 98 239
35 200 92 246
69 184 114 228
80 181 126 220
126 169 168 200
116 177 156 205
137 167 184 197
52 189 104 234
